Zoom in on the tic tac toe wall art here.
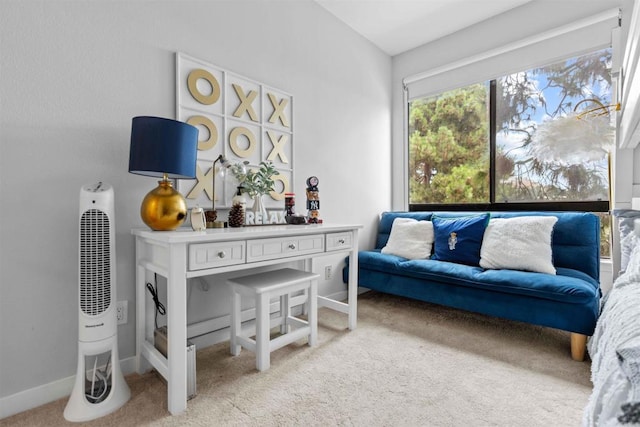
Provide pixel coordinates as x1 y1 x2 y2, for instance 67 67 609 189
176 53 293 209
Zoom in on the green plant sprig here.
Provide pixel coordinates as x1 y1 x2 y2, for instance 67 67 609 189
230 161 278 197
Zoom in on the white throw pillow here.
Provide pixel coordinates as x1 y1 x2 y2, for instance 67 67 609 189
381 218 434 260
479 216 558 274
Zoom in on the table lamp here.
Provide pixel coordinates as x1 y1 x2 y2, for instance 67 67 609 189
205 154 230 228
128 116 199 231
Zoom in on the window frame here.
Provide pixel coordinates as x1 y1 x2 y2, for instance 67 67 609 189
408 75 611 214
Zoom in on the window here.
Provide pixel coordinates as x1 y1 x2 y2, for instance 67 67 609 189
495 49 612 205
409 83 490 204
408 48 614 254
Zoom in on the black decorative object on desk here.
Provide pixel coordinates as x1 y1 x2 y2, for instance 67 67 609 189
285 193 295 216
285 192 305 224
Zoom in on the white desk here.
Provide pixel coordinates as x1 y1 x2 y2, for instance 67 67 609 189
132 223 361 415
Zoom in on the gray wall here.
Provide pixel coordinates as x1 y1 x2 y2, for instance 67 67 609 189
0 0 391 403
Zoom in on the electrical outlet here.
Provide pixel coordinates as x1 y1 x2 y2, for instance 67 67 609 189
116 300 128 325
324 265 332 280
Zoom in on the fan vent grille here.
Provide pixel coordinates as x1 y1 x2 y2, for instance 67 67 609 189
80 209 111 316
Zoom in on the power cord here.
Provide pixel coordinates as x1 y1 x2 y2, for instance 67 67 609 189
146 273 166 329
84 355 111 404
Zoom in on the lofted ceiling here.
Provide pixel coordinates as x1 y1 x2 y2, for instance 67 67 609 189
315 0 534 56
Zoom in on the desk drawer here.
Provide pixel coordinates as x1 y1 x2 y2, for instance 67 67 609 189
326 232 353 252
189 241 245 270
247 234 324 262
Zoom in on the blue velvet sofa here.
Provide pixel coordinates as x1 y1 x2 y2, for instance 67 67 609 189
346 211 601 360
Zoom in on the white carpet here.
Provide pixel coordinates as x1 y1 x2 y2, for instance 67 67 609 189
2 291 592 426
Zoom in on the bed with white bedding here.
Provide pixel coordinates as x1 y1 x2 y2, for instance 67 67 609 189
584 211 640 426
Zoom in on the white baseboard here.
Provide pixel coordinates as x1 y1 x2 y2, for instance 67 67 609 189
0 357 137 420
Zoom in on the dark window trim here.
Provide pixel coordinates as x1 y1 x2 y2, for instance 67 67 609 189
409 201 609 213
489 80 497 204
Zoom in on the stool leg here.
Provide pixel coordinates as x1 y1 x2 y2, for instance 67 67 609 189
279 294 286 335
308 280 318 347
301 288 308 316
279 293 290 335
256 293 270 371
230 288 242 356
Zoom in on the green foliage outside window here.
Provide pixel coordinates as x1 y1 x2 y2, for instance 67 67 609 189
409 84 489 204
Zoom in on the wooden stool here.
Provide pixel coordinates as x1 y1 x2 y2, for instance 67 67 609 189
228 268 319 371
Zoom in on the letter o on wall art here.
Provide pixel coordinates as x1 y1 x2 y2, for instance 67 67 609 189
187 68 221 105
187 115 218 151
229 126 257 158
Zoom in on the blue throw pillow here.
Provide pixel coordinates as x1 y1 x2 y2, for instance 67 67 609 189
432 213 490 266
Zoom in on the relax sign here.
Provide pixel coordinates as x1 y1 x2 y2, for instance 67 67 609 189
245 211 287 225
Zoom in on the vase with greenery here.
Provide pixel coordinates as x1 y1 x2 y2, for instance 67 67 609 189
230 161 278 222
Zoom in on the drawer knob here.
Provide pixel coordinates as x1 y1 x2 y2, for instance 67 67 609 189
288 243 296 250
338 239 346 244
218 251 226 259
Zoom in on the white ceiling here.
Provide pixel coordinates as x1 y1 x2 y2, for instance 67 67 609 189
315 0 534 56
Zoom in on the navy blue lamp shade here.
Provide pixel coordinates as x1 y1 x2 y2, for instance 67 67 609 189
128 116 199 231
129 116 198 179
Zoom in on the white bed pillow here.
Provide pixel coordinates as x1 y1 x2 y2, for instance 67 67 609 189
622 236 640 282
620 227 640 274
479 216 557 274
381 218 434 260
619 215 640 274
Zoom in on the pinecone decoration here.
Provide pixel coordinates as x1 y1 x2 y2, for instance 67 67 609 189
228 203 245 227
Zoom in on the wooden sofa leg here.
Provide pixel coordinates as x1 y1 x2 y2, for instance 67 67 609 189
570 333 587 361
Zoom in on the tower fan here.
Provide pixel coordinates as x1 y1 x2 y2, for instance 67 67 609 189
64 182 130 422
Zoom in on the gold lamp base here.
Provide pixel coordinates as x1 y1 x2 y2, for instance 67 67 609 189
140 180 187 231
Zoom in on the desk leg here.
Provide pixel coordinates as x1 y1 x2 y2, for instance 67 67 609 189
348 230 359 330
166 243 188 415
135 238 151 375
135 263 148 374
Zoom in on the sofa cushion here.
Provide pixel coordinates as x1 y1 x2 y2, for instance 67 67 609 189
473 268 598 304
358 250 599 304
381 218 434 260
376 211 600 284
479 216 557 274
432 213 489 266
